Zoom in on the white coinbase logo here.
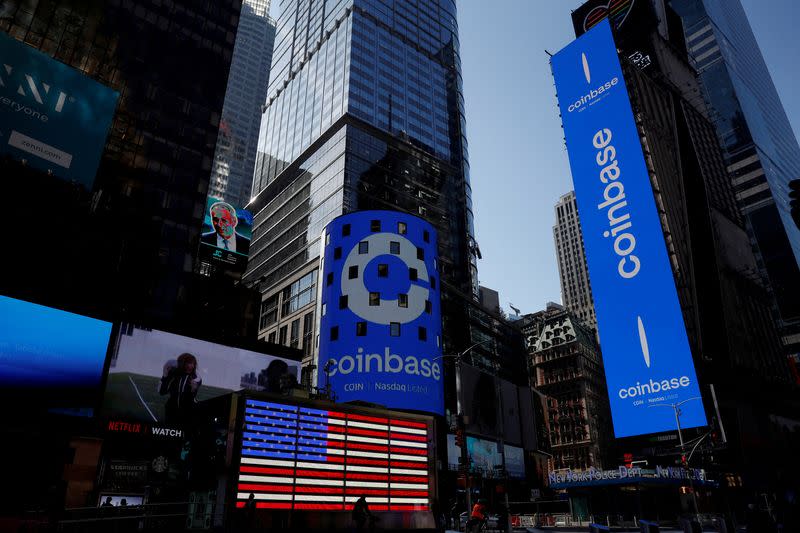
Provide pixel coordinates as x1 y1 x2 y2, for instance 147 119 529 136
340 232 429 325
566 51 619 113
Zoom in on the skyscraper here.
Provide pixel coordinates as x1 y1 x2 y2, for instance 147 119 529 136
209 0 277 208
670 0 800 356
1 0 239 327
244 0 477 371
553 191 597 334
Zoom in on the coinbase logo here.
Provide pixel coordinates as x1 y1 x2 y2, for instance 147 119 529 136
567 51 619 113
341 232 429 325
317 210 444 414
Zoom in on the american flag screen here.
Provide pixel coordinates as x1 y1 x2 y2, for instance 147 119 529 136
235 399 433 511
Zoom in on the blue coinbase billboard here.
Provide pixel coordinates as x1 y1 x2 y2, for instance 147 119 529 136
0 32 118 188
551 21 706 438
316 211 443 414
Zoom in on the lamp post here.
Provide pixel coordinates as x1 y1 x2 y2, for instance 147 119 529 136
649 397 702 521
434 339 494 525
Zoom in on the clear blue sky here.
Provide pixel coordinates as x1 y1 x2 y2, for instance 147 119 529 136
460 0 800 315
268 1 800 315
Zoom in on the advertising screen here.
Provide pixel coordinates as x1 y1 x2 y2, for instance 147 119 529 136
0 295 112 411
551 20 706 437
234 398 433 511
102 325 300 424
316 211 444 414
504 444 526 479
198 196 253 270
466 437 502 477
0 32 118 189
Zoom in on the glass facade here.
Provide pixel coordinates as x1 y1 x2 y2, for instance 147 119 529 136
672 0 800 328
245 0 478 359
209 1 276 208
1 0 238 324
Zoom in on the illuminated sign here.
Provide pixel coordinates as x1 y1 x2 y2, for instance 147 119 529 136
103 324 299 424
0 32 118 188
548 466 711 488
551 20 706 438
198 196 253 270
316 211 444 414
572 0 636 36
0 295 112 413
106 420 184 439
234 398 433 511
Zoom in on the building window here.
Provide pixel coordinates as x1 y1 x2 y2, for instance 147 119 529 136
356 322 367 336
349 265 359 279
417 247 424 260
390 241 400 254
290 319 300 349
378 263 388 277
281 270 318 317
267 331 276 343
334 247 342 259
418 326 427 341
369 292 380 306
330 326 339 341
409 268 418 281
339 295 348 309
390 323 401 336
302 312 314 356
423 230 430 243
279 326 288 346
359 241 369 254
259 294 279 330
398 293 408 307
371 220 381 232
342 224 351 236
397 222 407 235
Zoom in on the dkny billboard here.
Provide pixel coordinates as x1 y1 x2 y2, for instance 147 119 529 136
551 20 706 437
316 211 444 414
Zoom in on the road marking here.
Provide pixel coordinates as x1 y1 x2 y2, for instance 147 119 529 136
128 375 158 422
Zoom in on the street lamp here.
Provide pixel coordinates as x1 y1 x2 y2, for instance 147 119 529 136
434 340 494 524
648 397 703 520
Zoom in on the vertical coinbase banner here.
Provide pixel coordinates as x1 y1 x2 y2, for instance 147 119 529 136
317 211 443 414
0 32 118 188
551 20 706 437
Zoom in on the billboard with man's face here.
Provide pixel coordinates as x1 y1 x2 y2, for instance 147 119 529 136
102 325 300 425
198 196 252 270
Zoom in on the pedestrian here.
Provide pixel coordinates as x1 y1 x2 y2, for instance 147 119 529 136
431 498 446 533
353 495 372 533
244 493 256 532
101 496 114 508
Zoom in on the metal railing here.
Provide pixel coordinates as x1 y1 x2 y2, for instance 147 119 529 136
56 502 193 533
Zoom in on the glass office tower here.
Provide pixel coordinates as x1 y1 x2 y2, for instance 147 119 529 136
245 0 478 368
671 0 800 351
209 1 276 208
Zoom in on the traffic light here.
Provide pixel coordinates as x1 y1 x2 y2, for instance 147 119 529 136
790 178 800 229
455 428 465 448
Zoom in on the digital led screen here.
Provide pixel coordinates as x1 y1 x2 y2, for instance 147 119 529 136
551 20 706 437
199 196 252 270
504 444 525 479
0 32 118 188
316 211 444 414
235 399 433 511
0 295 112 410
103 325 299 425
466 437 502 477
